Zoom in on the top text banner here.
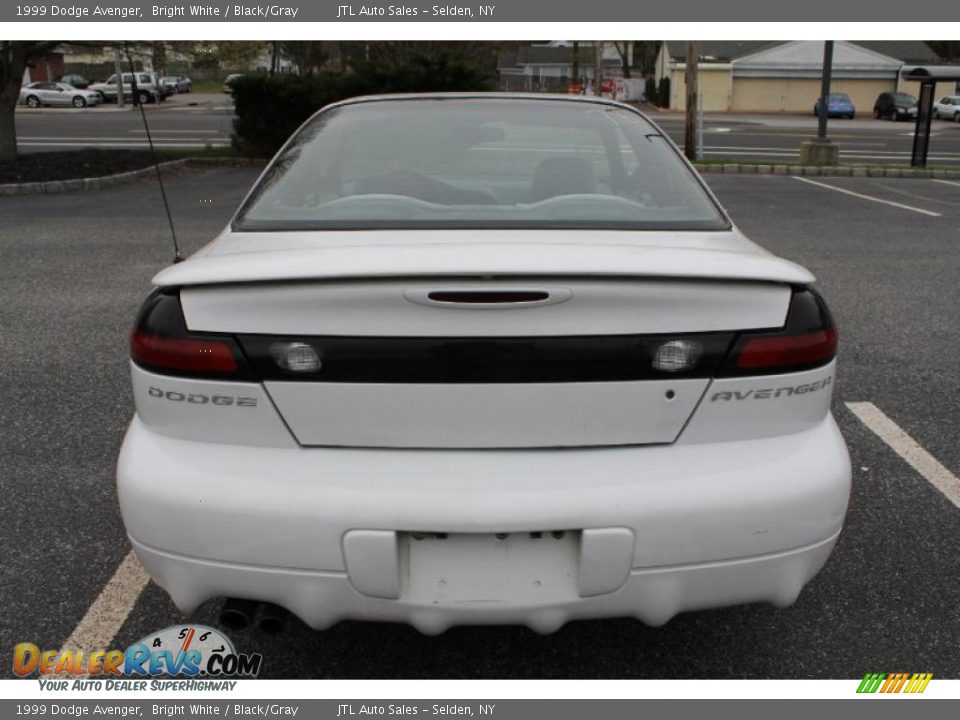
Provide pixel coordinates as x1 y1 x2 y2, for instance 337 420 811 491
4 0 960 22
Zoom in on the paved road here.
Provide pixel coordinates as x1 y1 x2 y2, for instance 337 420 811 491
653 112 960 165
13 93 234 151
13 99 960 165
1 168 958 678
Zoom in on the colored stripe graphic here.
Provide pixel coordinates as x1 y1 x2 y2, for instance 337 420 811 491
857 673 885 693
857 672 932 693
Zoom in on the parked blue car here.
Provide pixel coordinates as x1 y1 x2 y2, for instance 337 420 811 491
814 93 856 119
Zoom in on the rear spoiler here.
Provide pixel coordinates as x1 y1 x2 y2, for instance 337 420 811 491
154 239 815 287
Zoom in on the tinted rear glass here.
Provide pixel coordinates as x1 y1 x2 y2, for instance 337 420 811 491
234 98 729 232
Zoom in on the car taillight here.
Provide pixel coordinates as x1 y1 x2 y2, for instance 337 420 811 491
720 287 838 376
130 289 255 380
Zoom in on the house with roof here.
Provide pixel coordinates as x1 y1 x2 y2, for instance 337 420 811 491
655 40 944 113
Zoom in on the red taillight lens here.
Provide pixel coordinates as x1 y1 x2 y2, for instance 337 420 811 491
129 289 254 380
131 332 238 374
721 287 837 376
734 327 838 371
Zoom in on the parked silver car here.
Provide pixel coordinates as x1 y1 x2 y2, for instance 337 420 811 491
934 95 960 122
19 82 103 108
160 75 192 93
88 72 163 105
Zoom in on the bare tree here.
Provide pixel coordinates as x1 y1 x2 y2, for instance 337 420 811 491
279 42 332 75
612 42 632 78
0 41 60 162
572 41 580 87
632 41 661 77
151 41 167 76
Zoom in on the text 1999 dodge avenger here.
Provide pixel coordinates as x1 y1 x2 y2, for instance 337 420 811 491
118 94 851 634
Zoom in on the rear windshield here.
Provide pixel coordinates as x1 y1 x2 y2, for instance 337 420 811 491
234 98 729 232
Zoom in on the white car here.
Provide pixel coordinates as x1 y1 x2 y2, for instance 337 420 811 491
118 94 851 635
19 82 103 108
934 95 960 122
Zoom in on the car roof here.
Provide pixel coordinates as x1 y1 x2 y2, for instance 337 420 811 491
331 91 640 110
320 92 656 127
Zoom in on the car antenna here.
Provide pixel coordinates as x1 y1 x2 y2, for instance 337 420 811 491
122 41 183 264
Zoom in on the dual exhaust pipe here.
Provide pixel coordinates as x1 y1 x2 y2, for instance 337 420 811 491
218 598 288 635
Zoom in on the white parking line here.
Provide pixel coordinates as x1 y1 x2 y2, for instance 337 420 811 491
60 551 149 654
847 402 960 509
19 136 224 142
18 142 229 148
792 177 943 217
126 129 221 134
931 179 960 188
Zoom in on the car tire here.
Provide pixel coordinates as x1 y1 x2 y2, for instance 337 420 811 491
72 96 86 108
873 108 881 119
955 111 960 123
25 95 40 108
137 90 150 105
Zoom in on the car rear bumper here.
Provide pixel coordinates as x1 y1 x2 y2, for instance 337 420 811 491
131 531 840 634
117 414 851 632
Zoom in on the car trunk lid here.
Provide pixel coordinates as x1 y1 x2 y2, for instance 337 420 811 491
167 233 803 448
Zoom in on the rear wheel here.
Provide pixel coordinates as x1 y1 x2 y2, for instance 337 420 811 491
137 90 150 105
25 95 40 108
873 108 881 119
955 111 960 123
72 96 86 108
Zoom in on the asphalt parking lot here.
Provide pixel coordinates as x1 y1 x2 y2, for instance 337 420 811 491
14 99 960 164
1 168 958 679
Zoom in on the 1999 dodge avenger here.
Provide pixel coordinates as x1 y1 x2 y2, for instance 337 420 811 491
117 94 851 634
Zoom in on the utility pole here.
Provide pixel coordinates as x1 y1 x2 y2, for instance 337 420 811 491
114 49 125 108
684 41 699 161
594 41 603 96
817 40 834 140
572 41 579 92
799 40 839 165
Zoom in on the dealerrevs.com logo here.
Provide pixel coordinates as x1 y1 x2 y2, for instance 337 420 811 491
14 625 262 690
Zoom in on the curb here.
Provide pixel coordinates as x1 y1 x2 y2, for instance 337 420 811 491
0 157 266 197
694 163 960 179
5 157 958 195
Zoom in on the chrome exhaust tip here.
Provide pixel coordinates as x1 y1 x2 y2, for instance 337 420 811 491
219 598 259 632
257 603 288 635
